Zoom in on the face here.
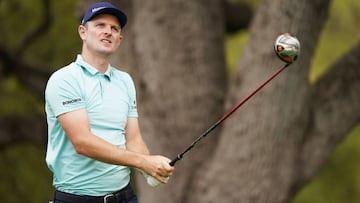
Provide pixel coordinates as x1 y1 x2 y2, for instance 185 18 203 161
78 14 123 56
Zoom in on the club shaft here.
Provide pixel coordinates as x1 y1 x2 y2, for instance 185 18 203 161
170 63 289 166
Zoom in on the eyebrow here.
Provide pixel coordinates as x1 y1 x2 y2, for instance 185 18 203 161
93 20 121 29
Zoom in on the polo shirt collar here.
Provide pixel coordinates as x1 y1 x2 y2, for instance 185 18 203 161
75 54 113 79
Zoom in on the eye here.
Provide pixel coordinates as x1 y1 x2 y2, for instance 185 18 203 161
111 25 120 33
96 22 105 28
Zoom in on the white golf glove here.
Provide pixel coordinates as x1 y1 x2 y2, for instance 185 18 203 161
142 172 169 187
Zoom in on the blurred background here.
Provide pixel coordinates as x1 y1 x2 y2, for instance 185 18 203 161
0 0 359 202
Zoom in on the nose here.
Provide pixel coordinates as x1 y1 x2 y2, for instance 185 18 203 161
103 25 112 35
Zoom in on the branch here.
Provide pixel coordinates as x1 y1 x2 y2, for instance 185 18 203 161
0 0 53 99
15 62 52 99
225 1 253 33
0 114 47 149
300 42 360 183
16 0 52 58
0 45 14 75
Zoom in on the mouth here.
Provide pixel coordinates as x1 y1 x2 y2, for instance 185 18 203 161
101 39 112 44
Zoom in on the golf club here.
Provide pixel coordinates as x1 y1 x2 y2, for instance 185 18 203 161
170 33 300 166
145 33 301 187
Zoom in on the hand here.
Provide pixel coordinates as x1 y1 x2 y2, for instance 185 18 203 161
141 155 174 185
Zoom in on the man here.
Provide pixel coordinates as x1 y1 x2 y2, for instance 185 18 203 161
45 2 174 203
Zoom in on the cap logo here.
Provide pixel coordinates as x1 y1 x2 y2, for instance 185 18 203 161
82 2 127 27
92 6 106 13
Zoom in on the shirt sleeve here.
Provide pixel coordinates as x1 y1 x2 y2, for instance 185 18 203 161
45 68 86 117
123 73 138 118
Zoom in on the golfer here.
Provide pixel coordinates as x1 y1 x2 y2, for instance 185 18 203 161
45 2 174 203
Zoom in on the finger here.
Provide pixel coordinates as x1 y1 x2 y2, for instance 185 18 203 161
159 168 173 177
157 175 169 184
163 176 170 183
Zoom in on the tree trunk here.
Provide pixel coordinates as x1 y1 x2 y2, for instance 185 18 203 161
302 41 360 184
190 0 334 203
131 0 227 202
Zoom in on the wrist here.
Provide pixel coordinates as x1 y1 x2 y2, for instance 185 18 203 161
131 152 147 171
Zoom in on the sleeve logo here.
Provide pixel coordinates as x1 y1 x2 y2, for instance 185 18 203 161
62 98 82 105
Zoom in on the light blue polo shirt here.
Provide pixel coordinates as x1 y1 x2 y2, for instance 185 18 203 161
45 55 138 196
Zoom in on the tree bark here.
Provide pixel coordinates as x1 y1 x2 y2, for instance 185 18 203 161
131 0 227 202
301 41 360 185
190 0 335 203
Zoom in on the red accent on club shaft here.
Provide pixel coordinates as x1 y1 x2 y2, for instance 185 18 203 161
216 64 288 125
170 63 289 166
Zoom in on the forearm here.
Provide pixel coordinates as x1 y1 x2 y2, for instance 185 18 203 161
74 131 175 187
74 132 146 170
126 135 150 155
125 117 150 155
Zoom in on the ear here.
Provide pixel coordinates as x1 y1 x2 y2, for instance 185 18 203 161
118 35 123 44
114 34 123 47
78 25 87 40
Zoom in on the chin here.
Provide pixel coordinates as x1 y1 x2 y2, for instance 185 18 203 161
97 50 115 56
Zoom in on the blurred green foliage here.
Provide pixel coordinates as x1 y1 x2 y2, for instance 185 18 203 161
0 77 41 116
0 0 81 68
0 0 359 202
0 0 42 49
0 0 81 202
0 143 53 202
292 125 360 203
309 0 360 83
0 0 82 116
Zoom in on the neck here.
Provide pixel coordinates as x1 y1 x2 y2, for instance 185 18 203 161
81 48 110 73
